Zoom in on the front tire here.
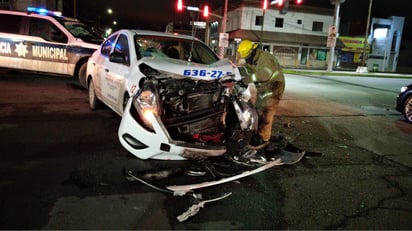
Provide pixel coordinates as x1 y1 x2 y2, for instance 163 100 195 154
403 95 412 123
78 62 88 89
89 80 101 110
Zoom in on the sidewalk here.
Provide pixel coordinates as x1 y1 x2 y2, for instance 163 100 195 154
284 68 412 79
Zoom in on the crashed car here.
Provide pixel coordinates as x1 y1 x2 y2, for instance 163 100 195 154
86 29 258 160
396 84 412 123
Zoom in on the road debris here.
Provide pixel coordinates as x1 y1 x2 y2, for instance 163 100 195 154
177 192 233 222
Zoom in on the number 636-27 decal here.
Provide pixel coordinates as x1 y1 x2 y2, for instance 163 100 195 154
183 69 232 79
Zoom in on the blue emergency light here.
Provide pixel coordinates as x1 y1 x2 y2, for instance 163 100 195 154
27 7 62 17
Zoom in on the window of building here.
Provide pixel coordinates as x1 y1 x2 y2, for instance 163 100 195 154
391 31 398 51
312 21 323 32
309 48 327 61
275 18 284 28
297 19 302 24
255 16 263 26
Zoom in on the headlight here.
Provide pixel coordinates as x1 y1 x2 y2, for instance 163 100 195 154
133 89 159 130
136 90 157 109
400 86 408 93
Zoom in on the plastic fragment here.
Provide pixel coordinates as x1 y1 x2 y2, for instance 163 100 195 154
177 192 232 222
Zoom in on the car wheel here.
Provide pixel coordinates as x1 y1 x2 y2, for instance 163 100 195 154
403 95 412 123
78 62 88 88
89 80 101 110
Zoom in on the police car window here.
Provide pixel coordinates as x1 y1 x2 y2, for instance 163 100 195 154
114 34 130 66
29 18 68 43
101 35 116 56
0 14 24 34
60 20 102 44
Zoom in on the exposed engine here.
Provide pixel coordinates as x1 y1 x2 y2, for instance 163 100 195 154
134 63 257 146
158 78 226 140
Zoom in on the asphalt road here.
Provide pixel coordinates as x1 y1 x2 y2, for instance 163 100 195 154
0 69 411 229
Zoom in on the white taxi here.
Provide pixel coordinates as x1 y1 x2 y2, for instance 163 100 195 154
86 29 253 160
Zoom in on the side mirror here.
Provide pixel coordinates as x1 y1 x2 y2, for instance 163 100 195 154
109 52 126 64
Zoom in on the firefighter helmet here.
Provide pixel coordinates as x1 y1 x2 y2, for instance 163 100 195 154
237 40 258 59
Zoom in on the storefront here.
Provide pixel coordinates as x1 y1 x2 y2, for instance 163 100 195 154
337 36 370 69
223 29 340 69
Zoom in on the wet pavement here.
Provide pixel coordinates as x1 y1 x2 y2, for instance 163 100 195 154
0 69 411 229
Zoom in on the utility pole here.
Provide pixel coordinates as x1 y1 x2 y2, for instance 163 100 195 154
261 0 267 47
218 0 228 59
361 0 373 66
327 0 345 72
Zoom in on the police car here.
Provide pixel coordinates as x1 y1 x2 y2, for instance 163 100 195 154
0 7 103 88
87 29 254 160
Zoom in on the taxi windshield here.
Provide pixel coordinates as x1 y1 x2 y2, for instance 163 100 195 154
58 19 103 44
134 35 219 65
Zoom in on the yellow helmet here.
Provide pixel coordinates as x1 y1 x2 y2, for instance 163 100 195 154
237 40 258 59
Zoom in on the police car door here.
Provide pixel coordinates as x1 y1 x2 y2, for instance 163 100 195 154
101 33 129 114
0 13 25 69
26 17 69 74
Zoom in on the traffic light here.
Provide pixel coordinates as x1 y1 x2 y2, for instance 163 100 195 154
203 5 209 18
278 0 284 6
296 0 303 4
177 0 183 11
263 0 268 10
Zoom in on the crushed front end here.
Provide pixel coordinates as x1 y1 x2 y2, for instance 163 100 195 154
118 63 257 160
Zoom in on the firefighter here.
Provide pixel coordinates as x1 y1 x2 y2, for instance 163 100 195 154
237 40 285 147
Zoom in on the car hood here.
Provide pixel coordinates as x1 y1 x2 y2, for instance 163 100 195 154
139 57 241 81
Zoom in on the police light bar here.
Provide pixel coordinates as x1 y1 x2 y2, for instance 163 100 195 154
27 7 62 17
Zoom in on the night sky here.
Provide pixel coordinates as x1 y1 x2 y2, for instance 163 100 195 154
63 0 411 39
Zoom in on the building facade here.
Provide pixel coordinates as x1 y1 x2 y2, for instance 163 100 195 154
366 16 405 72
208 0 336 69
208 0 406 73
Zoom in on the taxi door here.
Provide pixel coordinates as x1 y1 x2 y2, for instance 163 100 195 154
100 33 129 114
25 17 70 74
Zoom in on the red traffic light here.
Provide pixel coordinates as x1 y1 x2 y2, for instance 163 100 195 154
203 5 209 17
278 0 284 6
177 0 183 11
296 0 303 4
263 0 268 10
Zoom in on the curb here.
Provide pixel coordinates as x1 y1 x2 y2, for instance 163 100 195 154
283 69 412 79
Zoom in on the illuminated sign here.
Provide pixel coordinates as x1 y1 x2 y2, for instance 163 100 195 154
339 36 370 53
